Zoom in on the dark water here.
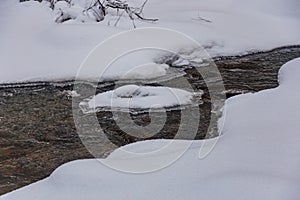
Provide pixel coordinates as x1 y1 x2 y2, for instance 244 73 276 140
0 45 300 195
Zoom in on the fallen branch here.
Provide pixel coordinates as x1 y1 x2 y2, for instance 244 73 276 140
86 0 158 27
191 13 212 23
21 0 158 27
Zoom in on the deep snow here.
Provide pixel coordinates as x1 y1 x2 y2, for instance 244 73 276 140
2 58 300 200
0 0 299 83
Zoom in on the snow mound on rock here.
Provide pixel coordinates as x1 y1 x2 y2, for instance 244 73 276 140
81 85 202 111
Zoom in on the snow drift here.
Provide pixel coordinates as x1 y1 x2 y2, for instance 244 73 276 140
0 0 299 83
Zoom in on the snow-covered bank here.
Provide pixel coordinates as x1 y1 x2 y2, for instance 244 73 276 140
0 0 299 83
2 58 300 200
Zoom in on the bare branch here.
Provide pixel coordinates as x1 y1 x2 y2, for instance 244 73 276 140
114 9 125 26
191 13 212 23
106 0 158 23
30 0 158 27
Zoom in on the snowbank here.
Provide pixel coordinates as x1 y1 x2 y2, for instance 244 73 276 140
0 0 299 83
80 84 200 112
2 58 300 200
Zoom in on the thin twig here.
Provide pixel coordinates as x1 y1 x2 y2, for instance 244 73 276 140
114 9 125 26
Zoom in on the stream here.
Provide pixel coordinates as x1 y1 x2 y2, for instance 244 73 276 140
0 45 300 194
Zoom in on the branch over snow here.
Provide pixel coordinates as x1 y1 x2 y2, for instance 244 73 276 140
23 0 158 27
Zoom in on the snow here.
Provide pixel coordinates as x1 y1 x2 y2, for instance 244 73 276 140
2 58 300 200
54 0 105 23
0 0 299 83
120 63 169 80
0 0 119 83
80 84 200 112
98 49 172 81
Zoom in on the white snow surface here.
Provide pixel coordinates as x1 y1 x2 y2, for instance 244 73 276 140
82 84 197 110
2 58 300 200
0 0 299 83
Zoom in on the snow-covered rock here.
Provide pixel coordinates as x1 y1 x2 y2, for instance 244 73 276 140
80 84 200 111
